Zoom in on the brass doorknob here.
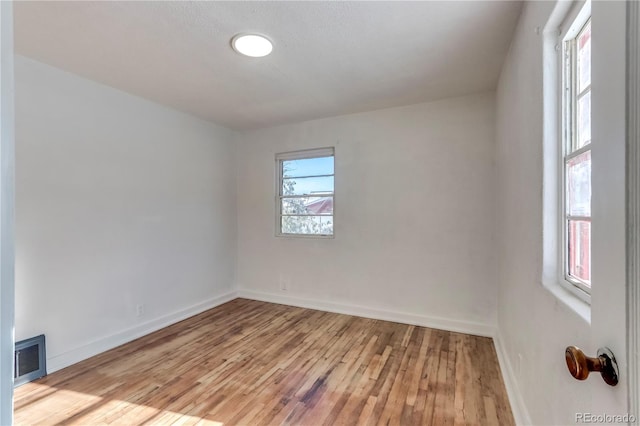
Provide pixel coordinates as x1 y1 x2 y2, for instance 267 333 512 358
565 346 619 386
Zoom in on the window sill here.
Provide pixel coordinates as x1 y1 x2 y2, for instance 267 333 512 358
542 278 591 324
275 233 334 240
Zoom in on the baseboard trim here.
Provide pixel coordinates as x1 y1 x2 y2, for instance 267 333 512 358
46 290 238 373
493 331 532 425
237 289 495 338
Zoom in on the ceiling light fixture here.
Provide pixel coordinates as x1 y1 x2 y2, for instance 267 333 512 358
231 34 273 58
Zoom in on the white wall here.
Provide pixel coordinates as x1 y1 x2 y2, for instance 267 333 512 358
15 56 237 372
236 93 497 334
495 2 628 424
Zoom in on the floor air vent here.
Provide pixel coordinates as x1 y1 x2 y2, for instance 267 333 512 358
14 335 46 386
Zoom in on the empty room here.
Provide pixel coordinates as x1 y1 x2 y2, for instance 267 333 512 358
0 0 638 425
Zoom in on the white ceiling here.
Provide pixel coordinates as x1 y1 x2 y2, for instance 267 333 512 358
15 1 522 130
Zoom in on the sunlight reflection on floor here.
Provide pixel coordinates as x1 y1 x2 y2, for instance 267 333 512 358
15 383 225 426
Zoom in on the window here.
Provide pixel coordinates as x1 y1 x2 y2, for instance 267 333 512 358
562 14 591 296
276 148 334 237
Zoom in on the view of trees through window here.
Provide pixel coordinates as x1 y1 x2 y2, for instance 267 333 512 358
278 153 334 236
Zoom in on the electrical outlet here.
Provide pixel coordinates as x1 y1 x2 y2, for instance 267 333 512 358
517 353 523 377
136 304 145 317
279 274 288 291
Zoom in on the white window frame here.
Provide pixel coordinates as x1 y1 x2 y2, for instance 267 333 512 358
559 1 592 303
275 147 335 238
542 0 592 320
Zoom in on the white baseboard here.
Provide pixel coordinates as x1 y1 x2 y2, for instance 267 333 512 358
493 331 532 425
46 290 238 373
237 289 496 338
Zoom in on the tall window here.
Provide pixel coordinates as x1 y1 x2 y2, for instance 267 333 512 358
563 17 591 295
276 148 334 237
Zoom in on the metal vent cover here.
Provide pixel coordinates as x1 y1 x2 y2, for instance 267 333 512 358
14 335 46 386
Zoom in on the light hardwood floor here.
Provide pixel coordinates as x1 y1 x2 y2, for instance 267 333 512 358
14 299 514 425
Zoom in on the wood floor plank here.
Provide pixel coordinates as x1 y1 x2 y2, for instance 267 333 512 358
14 299 514 425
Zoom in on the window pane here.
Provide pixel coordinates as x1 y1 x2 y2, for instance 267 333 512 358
566 150 591 216
567 220 591 285
577 90 591 149
282 176 334 196
281 215 333 235
578 21 591 92
282 196 333 215
283 156 334 178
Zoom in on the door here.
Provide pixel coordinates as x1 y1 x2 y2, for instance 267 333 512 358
588 0 629 418
0 1 14 425
626 1 640 422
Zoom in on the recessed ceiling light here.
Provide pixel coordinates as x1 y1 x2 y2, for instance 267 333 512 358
231 34 273 58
